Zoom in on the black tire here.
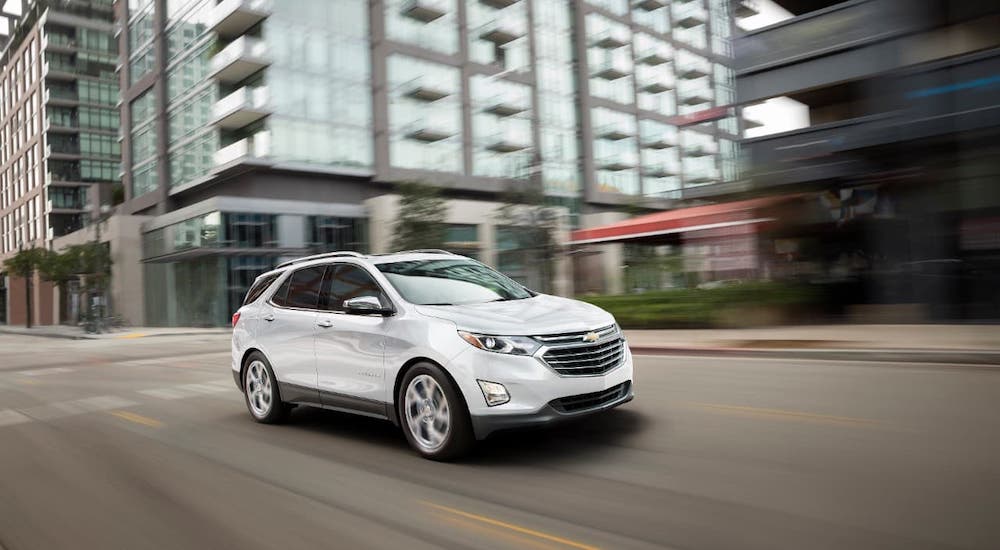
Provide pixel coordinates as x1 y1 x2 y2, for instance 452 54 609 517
242 351 289 424
398 362 475 461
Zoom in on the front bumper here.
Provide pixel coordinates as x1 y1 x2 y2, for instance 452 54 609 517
445 341 636 440
470 381 634 439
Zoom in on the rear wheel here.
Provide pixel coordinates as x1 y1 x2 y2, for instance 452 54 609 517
243 352 289 424
399 363 474 461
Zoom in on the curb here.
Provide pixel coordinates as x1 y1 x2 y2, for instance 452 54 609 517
628 346 1000 366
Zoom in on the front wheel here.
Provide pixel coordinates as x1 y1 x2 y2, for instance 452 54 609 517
243 352 289 424
399 363 474 461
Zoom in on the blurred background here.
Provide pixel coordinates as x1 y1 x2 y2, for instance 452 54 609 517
0 0 998 330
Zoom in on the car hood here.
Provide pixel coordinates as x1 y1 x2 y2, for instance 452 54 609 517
414 294 614 335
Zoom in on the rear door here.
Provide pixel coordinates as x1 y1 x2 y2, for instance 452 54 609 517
254 265 326 402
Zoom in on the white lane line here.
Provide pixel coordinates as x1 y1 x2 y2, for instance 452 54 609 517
16 367 74 377
0 410 31 427
137 388 188 400
138 379 234 400
20 395 139 422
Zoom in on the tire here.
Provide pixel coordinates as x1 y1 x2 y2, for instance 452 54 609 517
243 352 289 424
398 362 474 461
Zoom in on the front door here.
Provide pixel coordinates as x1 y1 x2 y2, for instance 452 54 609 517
314 263 389 416
254 265 326 401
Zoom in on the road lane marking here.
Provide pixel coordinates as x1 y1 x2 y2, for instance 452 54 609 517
115 333 148 339
687 402 880 427
16 367 73 376
138 379 233 400
0 410 31 427
20 395 139 421
436 513 562 550
422 502 601 550
109 410 163 428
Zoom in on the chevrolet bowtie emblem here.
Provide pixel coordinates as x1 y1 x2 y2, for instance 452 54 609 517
583 332 600 342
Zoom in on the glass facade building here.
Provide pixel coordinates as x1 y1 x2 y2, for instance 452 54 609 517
112 0 742 326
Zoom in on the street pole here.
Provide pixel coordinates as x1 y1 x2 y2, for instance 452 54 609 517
18 240 32 329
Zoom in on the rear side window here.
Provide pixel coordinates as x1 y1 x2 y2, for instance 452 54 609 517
243 273 280 306
284 266 327 309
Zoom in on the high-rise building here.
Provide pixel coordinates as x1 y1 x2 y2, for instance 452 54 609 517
0 0 117 325
2 0 744 327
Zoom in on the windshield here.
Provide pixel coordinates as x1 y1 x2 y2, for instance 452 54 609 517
376 259 534 306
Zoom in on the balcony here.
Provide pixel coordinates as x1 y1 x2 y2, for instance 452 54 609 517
478 18 525 45
479 0 518 8
483 94 528 117
211 86 270 129
591 57 631 80
401 0 448 23
42 60 76 80
685 173 719 185
733 0 758 18
743 115 763 129
214 131 271 167
683 142 718 157
635 43 671 65
597 153 637 171
596 122 633 141
210 36 271 83
634 0 665 11
403 120 455 142
401 76 452 102
591 27 629 49
680 90 712 105
642 163 678 178
45 143 82 159
209 0 271 39
45 117 80 132
486 126 530 153
47 198 88 214
673 2 707 28
44 87 78 105
641 134 676 149
677 64 709 80
639 72 675 93
42 33 77 52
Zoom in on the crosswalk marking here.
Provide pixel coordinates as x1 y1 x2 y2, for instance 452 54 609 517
0 409 31 427
20 395 139 421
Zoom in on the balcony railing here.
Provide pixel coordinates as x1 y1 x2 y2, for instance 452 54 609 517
210 36 271 83
214 131 271 167
635 43 671 66
483 94 528 117
634 0 665 11
638 70 675 93
733 0 758 18
209 0 272 38
642 162 679 178
403 120 456 142
591 27 630 49
401 76 453 102
401 0 448 23
486 126 530 153
597 153 638 171
673 2 707 28
683 142 718 157
212 86 270 129
596 122 633 141
478 17 525 45
641 133 676 149
480 0 518 8
591 56 631 80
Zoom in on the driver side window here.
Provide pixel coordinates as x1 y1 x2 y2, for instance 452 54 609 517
321 264 387 312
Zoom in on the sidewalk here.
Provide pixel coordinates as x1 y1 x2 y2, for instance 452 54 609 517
623 324 1000 364
0 324 230 340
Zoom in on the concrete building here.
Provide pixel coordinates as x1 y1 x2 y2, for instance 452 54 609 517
0 0 117 325
3 0 746 327
729 0 1000 321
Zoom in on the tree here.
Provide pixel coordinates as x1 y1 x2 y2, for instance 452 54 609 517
391 182 449 252
495 181 563 293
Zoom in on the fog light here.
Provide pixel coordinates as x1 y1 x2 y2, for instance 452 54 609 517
477 380 510 406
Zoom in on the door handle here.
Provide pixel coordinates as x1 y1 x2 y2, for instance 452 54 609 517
317 319 333 328
263 314 275 322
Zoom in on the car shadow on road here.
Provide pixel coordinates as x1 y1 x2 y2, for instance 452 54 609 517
275 404 652 465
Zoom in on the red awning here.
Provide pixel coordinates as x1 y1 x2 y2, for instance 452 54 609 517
569 196 788 245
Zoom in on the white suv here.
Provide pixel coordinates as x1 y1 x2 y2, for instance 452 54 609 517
231 250 634 460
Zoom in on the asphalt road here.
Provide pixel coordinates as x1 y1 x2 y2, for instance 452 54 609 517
0 333 998 550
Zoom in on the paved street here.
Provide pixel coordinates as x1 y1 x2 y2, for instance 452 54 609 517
0 333 998 550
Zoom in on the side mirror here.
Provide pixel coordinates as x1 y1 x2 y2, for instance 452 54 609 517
343 296 392 316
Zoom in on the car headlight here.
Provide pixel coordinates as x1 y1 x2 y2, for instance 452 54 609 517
458 331 541 356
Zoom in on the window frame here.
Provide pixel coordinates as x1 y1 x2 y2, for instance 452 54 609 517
320 262 396 315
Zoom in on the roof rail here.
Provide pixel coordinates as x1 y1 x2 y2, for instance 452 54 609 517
276 251 364 269
397 249 457 255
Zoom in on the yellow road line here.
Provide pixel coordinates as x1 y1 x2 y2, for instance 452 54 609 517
116 333 148 339
108 410 163 428
688 402 879 426
436 513 561 550
422 501 601 550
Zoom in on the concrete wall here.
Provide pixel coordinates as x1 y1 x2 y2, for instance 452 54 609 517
4 274 55 326
51 214 151 326
575 211 630 296
365 195 573 296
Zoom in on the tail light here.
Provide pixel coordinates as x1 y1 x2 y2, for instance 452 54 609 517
231 311 241 328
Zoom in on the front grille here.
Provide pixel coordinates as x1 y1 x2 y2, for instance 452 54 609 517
550 381 631 413
539 327 625 376
535 324 617 346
